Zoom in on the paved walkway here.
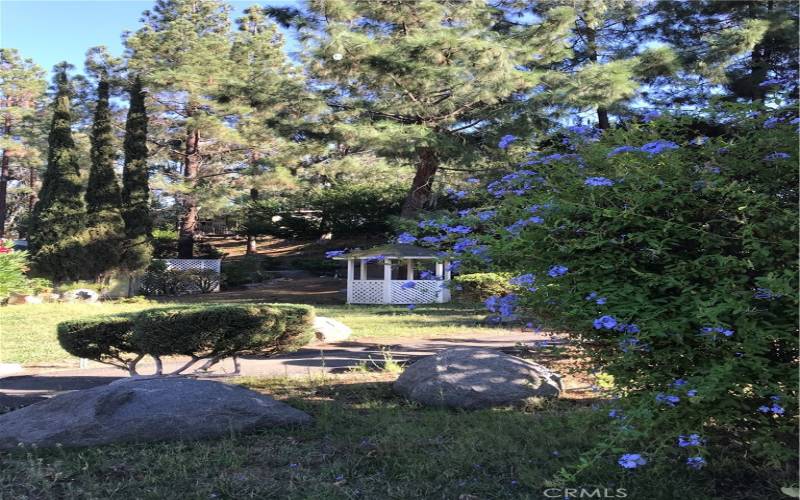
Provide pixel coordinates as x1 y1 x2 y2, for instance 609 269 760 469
0 331 548 409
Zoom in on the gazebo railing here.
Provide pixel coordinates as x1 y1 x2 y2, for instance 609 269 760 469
350 279 448 304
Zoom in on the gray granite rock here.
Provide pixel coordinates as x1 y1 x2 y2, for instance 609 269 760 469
0 377 312 449
394 347 562 409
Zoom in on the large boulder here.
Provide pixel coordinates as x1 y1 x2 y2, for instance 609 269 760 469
0 378 312 449
394 347 562 409
313 316 352 342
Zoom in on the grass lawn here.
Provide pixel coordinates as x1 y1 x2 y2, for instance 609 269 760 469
0 373 783 499
0 301 512 366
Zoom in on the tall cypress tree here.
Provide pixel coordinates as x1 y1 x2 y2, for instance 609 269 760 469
28 63 86 282
85 79 121 213
121 75 152 270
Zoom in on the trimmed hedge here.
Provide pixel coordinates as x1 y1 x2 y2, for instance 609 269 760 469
57 303 315 375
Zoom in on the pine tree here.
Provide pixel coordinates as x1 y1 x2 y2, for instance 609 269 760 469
646 0 798 105
295 0 574 216
526 0 678 128
85 79 121 212
227 5 315 254
28 63 87 281
120 75 152 270
126 0 236 258
0 49 47 237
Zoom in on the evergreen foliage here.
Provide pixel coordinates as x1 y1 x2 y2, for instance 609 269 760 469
0 48 47 238
28 65 87 282
121 76 152 271
85 79 121 213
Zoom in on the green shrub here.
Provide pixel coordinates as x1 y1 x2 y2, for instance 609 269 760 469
401 104 799 469
311 183 405 235
151 229 178 258
183 268 220 293
57 316 140 372
0 243 29 299
221 256 270 287
57 303 315 375
452 272 513 303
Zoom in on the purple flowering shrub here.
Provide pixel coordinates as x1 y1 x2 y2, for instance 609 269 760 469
472 106 798 467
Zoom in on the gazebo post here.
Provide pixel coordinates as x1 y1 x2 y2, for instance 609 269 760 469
383 258 393 303
435 261 445 303
346 259 354 303
406 259 414 280
360 259 367 280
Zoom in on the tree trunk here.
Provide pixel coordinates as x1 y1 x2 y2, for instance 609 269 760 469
585 26 611 130
400 147 438 218
597 108 610 130
0 116 10 238
178 126 200 258
246 187 258 255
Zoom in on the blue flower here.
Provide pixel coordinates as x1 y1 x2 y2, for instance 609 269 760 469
763 117 783 129
446 188 468 200
759 78 784 87
453 238 478 253
418 219 438 229
672 379 688 387
754 288 781 300
365 254 385 263
608 409 624 419
419 270 434 279
401 281 416 289
407 304 416 311
618 453 647 469
607 145 638 158
699 326 734 338
686 456 706 470
466 177 480 184
656 393 680 406
446 260 462 273
509 274 536 286
686 389 698 397
325 249 347 258
443 225 472 235
678 434 702 447
595 297 607 305
420 235 444 245
397 232 417 244
640 140 679 155
642 110 661 122
498 134 518 149
584 176 615 187
593 315 617 330
477 210 496 221
547 265 568 278
764 152 790 161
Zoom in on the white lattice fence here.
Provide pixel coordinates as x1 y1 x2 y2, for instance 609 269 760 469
161 259 221 273
351 280 384 304
390 280 444 304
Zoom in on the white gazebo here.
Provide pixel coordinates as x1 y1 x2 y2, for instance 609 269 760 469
333 244 451 304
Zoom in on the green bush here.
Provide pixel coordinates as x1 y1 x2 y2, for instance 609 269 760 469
183 268 220 293
57 303 315 375
311 183 405 235
57 316 140 371
151 229 178 258
452 272 513 303
403 104 798 468
221 256 270 287
0 243 29 300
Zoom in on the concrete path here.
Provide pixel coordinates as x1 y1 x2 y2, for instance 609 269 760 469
0 331 550 409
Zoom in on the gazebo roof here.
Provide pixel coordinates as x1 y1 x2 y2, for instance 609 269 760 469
332 244 444 260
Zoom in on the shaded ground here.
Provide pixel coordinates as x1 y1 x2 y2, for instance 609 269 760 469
165 275 345 305
0 330 594 409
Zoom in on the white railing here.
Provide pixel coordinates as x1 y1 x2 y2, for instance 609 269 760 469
350 279 449 304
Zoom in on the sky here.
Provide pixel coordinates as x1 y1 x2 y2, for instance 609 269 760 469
0 0 302 77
